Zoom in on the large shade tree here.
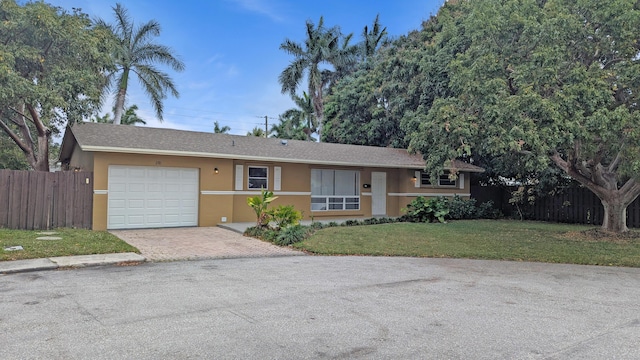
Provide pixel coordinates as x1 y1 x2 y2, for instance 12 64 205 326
0 0 111 171
406 0 640 232
98 3 184 125
278 16 355 141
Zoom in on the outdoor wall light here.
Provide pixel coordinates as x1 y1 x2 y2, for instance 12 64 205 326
214 167 219 174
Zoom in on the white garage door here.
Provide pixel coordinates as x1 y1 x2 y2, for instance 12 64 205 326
107 165 199 229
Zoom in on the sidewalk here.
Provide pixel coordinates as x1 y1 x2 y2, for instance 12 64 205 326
0 252 146 275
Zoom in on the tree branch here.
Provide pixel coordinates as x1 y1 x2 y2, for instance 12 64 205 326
9 106 35 125
608 149 624 173
0 115 33 157
25 103 49 137
550 151 603 196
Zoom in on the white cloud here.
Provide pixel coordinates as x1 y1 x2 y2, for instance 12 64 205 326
226 0 285 22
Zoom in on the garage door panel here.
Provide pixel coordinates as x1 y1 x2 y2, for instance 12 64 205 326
108 166 199 229
128 199 145 209
147 183 162 192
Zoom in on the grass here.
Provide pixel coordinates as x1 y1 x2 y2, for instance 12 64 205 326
293 220 640 267
0 228 139 261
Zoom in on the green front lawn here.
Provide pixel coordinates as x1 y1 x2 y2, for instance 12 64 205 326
293 220 640 267
0 228 139 261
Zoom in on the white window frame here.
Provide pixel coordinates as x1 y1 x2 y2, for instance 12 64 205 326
419 171 457 188
247 166 268 190
311 169 360 211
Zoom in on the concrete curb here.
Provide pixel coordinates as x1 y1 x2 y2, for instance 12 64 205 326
0 252 146 275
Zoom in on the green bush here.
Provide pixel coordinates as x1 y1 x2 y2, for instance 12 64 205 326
246 190 278 228
344 219 362 226
274 225 310 245
244 226 278 241
401 196 449 223
269 205 303 230
449 195 502 219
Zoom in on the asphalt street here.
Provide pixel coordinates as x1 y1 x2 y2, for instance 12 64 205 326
1 256 639 359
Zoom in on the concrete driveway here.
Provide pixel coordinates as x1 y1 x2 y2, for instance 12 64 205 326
109 227 305 261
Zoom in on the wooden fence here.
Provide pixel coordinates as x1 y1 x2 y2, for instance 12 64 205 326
0 170 93 230
471 185 640 228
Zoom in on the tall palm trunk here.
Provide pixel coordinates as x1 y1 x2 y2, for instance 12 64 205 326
112 69 129 125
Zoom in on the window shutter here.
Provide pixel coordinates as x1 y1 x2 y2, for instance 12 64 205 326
235 165 243 190
414 171 421 188
459 173 465 189
274 166 282 191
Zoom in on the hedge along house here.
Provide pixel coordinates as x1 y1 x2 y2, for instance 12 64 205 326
59 122 484 230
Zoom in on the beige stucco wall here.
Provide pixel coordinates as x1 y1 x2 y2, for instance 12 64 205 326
84 151 475 230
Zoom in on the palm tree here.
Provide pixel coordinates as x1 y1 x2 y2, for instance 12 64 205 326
214 121 231 134
278 16 355 142
361 15 387 60
247 127 266 138
120 104 146 125
90 104 145 125
98 3 185 125
92 113 113 124
273 92 316 141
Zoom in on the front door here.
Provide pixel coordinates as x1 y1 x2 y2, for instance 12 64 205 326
371 172 387 216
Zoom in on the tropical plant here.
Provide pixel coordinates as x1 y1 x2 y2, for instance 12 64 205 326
247 126 266 138
269 205 303 230
120 104 146 125
214 121 230 134
246 189 278 227
401 197 449 223
275 225 310 246
91 104 146 125
0 0 112 171
273 92 316 140
97 3 185 125
278 16 356 142
360 14 387 60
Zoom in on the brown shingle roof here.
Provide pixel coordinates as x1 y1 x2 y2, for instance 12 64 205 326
61 122 484 172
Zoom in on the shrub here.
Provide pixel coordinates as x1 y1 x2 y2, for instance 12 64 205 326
310 221 325 230
269 205 302 230
401 196 449 223
246 190 278 228
274 225 310 245
449 195 502 220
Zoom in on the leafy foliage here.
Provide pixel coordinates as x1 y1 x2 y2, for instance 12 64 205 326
97 3 184 124
247 127 267 137
246 190 278 228
448 195 502 220
278 16 357 141
91 104 146 125
405 0 640 232
213 121 230 134
269 205 303 230
0 0 112 171
271 92 317 141
274 225 310 246
401 197 449 223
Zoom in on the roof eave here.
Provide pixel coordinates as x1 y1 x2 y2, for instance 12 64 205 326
79 145 426 169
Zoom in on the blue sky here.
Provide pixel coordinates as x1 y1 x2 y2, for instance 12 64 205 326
48 0 445 135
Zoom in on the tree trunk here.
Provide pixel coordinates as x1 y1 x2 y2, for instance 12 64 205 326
600 198 628 233
113 69 129 125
